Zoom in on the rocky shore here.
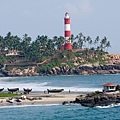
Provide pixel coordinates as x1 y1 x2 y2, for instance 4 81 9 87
61 90 120 107
71 91 120 107
0 54 120 77
0 64 120 77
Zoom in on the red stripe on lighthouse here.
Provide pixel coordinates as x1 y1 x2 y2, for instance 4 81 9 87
64 18 70 24
65 31 71 37
63 12 72 50
64 12 71 40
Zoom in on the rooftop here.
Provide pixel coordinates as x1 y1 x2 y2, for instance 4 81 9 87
103 83 117 87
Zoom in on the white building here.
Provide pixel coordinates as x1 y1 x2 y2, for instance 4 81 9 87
6 50 19 56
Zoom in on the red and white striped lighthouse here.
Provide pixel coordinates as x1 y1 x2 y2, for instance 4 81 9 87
64 12 72 50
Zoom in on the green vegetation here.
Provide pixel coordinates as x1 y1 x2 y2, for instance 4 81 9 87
0 92 21 98
0 32 111 74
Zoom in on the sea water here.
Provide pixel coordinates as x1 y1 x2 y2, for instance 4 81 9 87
0 74 120 120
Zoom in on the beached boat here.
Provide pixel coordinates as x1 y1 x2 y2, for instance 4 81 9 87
0 88 4 92
6 99 13 103
15 98 22 102
7 88 19 93
47 89 64 93
23 88 32 94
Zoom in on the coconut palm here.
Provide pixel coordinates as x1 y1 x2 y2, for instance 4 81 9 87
94 36 100 49
70 34 75 43
105 41 111 52
86 36 91 49
72 42 78 49
21 34 32 56
100 37 107 51
54 36 65 50
46 39 55 50
76 33 84 49
0 36 4 51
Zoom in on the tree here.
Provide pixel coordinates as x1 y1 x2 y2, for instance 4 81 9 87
46 39 55 50
105 41 111 52
94 36 100 49
0 54 5 65
28 41 42 62
21 34 32 56
76 33 84 49
86 36 91 49
0 36 4 51
89 39 93 49
70 34 75 43
72 42 78 49
100 36 107 51
54 36 64 50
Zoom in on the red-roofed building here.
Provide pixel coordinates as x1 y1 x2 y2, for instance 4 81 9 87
103 83 117 92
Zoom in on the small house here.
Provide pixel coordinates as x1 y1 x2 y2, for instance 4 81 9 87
6 50 20 56
103 83 117 92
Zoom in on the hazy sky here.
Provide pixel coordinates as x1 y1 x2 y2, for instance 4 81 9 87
0 0 120 53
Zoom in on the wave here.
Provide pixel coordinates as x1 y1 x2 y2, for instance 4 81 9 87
96 103 120 109
39 82 48 86
0 81 102 92
0 77 18 81
0 76 103 92
0 103 60 109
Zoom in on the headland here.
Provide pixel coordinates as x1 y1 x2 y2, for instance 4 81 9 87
0 53 120 77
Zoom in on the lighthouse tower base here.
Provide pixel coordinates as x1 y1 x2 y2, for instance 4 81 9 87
64 43 72 50
60 43 72 50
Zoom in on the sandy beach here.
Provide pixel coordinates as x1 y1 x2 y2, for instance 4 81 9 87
0 91 84 106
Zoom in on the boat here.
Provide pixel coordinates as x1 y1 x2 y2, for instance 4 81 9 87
23 88 32 94
0 88 4 92
7 88 19 93
47 89 64 93
15 98 22 102
6 99 13 103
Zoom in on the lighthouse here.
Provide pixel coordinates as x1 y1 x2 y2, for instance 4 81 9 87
64 12 72 50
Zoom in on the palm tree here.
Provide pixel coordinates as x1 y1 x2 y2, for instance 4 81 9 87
94 36 100 49
3 32 12 50
28 41 42 62
83 36 86 48
72 42 78 49
70 34 75 43
53 36 58 49
46 39 55 50
89 39 93 49
105 41 111 52
100 37 107 51
41 35 48 48
54 36 65 50
76 33 84 49
0 36 4 51
21 34 32 56
86 36 91 49
35 35 41 45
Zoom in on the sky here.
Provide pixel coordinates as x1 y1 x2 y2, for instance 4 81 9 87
0 0 120 53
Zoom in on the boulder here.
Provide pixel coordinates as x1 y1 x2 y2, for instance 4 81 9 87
72 92 120 107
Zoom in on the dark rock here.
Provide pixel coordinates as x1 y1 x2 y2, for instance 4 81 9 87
62 101 69 105
73 92 120 107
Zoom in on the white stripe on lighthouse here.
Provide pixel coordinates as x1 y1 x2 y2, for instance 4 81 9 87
64 24 70 31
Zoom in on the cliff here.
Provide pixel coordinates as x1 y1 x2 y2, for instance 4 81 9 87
0 54 120 77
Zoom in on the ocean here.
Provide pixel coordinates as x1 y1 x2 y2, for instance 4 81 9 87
0 74 120 120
